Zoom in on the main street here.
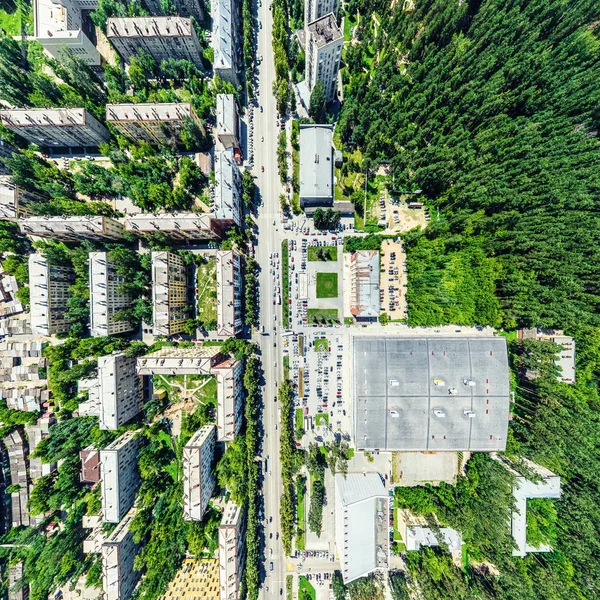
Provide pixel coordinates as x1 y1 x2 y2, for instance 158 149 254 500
252 0 287 597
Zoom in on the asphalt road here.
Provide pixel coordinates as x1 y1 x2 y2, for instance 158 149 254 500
253 0 287 597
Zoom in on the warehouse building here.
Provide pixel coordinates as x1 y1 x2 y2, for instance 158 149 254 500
218 501 246 600
299 125 334 208
348 250 380 320
151 251 188 337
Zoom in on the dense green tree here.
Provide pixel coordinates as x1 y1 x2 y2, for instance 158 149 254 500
309 80 327 123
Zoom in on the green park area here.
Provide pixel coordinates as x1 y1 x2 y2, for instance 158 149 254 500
196 257 217 328
308 246 338 261
314 338 329 352
315 413 329 426
307 308 339 324
316 272 338 298
298 575 316 600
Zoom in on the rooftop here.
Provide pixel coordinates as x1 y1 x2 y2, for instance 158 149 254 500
186 424 216 448
35 0 84 37
307 12 343 47
216 94 236 136
125 212 213 232
211 0 234 70
350 250 380 319
0 108 87 128
352 336 511 451
107 16 194 39
106 102 195 123
160 559 219 600
299 125 333 200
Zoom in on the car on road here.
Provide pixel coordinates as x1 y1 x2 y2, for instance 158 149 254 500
269 562 274 572
261 166 264 172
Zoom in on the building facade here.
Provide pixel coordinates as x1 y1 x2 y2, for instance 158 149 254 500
106 102 205 146
218 501 246 600
306 13 343 102
305 0 339 24
211 0 239 85
299 125 334 207
0 176 46 221
20 216 125 243
34 0 101 66
215 94 240 151
143 0 206 23
125 212 222 241
151 251 188 337
183 424 216 521
89 252 135 337
214 149 242 227
213 358 244 442
8 561 28 600
0 108 110 148
216 250 243 338
349 250 380 320
28 254 75 336
107 16 203 65
101 431 142 523
102 507 142 600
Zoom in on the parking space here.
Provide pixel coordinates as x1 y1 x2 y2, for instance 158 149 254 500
380 239 407 320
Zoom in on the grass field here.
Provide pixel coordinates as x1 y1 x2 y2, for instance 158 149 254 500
298 575 316 600
286 575 293 600
308 246 337 261
316 272 338 298
196 257 217 326
307 308 339 324
314 338 329 352
316 413 329 426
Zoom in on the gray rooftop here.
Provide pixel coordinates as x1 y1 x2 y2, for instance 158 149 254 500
307 13 343 48
106 102 194 123
350 250 379 319
299 125 333 201
107 16 193 39
353 337 510 451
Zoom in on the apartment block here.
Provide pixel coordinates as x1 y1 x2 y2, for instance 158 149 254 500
215 94 240 151
0 176 46 221
143 0 206 23
8 561 28 600
102 507 142 600
80 446 102 483
89 252 135 337
183 424 216 521
0 108 110 148
211 0 239 85
137 345 224 376
101 431 142 523
216 250 243 338
152 251 188 337
20 215 125 243
28 254 75 336
305 0 339 24
306 13 343 102
162 559 220 600
107 16 203 65
213 358 243 442
25 415 57 481
218 501 246 600
106 102 205 146
214 149 242 227
125 212 222 241
34 0 101 66
3 430 30 528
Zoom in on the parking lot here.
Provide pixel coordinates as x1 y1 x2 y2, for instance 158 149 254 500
380 239 407 320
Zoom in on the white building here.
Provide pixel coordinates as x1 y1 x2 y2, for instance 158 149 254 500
0 176 46 221
349 250 379 320
306 13 343 102
334 473 390 584
107 16 203 65
213 358 244 442
216 250 243 338
305 0 339 24
28 253 75 336
215 94 240 151
101 431 142 523
0 108 110 148
137 345 224 376
142 0 206 23
89 252 135 337
211 0 238 85
19 216 125 242
183 424 216 521
299 124 334 208
151 251 188 337
101 507 142 600
79 353 142 430
214 149 242 227
125 212 221 241
34 0 101 66
218 501 246 600
397 509 462 556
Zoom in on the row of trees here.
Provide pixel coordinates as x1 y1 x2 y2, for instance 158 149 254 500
279 379 297 555
313 208 341 231
244 257 259 327
306 444 325 536
272 0 291 113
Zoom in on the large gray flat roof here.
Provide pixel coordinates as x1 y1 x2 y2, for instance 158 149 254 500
299 125 333 201
353 337 510 451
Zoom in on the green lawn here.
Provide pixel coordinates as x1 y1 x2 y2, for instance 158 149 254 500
347 448 355 459
314 338 329 352
316 272 338 298
298 575 316 600
316 413 329 426
196 257 217 327
296 475 306 551
307 308 339 324
308 246 338 261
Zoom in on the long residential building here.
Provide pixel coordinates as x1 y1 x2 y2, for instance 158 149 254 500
0 108 110 148
216 250 243 338
0 176 46 221
218 501 246 600
20 216 125 242
34 0 101 66
214 149 242 227
125 212 222 241
211 0 239 85
107 16 203 65
8 561 28 600
152 251 188 337
183 424 216 521
28 254 75 336
25 415 57 482
101 431 142 523
215 94 240 151
102 507 142 600
305 0 339 24
213 358 244 442
89 252 135 337
305 13 343 102
143 0 206 22
106 102 205 146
